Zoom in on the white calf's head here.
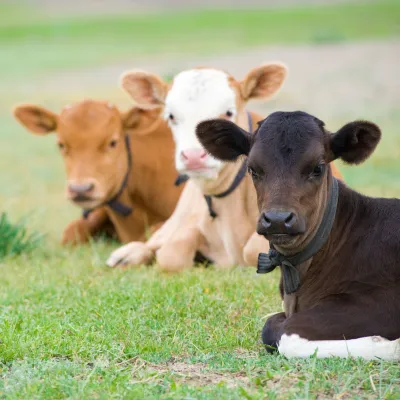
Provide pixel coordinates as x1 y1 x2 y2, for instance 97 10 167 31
121 65 287 180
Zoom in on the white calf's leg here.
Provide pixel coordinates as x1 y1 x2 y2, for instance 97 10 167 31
278 334 400 361
106 242 154 267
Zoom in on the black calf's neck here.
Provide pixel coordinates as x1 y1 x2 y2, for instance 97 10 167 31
296 178 400 311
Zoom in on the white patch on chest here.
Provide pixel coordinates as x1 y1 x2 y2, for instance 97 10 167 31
278 334 400 361
165 69 237 175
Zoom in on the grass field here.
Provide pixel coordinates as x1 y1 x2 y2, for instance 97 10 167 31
1 1 400 398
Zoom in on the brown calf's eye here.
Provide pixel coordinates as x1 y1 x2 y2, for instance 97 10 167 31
58 142 65 150
109 139 118 148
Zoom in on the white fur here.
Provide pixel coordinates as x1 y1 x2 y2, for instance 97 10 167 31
106 242 153 267
278 334 400 361
164 69 237 178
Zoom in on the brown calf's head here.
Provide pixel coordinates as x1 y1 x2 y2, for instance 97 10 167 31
196 111 381 251
13 100 145 210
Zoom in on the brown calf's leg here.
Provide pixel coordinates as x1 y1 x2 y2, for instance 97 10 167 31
62 207 112 245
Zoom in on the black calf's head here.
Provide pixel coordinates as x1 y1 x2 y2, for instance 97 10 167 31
196 111 381 249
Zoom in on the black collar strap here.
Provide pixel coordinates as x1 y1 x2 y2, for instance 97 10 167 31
204 111 254 218
204 160 248 218
174 174 189 186
257 177 339 295
83 135 133 219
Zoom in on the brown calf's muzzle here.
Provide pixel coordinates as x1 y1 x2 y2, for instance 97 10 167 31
67 180 98 205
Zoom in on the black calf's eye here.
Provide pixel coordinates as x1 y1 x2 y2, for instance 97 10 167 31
312 163 325 178
248 167 261 181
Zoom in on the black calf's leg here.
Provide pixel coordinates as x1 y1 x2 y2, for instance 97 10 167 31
262 312 286 353
283 287 400 341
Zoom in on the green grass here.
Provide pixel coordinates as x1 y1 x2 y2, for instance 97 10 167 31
1 1 400 398
1 251 399 399
1 1 399 79
0 212 42 260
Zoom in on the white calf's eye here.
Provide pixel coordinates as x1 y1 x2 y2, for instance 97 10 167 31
226 110 233 118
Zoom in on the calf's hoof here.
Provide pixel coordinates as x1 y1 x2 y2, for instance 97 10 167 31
106 242 153 267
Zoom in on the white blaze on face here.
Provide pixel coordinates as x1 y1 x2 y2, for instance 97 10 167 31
164 69 237 179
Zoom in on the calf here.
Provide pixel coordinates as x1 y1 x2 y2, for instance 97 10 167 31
196 111 400 360
14 100 183 244
107 66 344 270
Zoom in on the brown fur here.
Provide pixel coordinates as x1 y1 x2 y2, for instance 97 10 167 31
13 100 183 244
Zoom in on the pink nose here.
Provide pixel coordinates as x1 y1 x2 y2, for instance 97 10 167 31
181 149 208 170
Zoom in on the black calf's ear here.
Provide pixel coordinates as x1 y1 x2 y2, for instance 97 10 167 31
196 119 252 162
330 120 381 164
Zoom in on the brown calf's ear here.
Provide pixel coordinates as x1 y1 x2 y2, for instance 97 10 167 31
330 120 381 164
122 107 142 130
120 70 169 109
241 63 287 101
196 119 252 162
13 104 58 135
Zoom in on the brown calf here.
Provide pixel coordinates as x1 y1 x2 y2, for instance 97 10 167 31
196 111 400 360
14 100 183 244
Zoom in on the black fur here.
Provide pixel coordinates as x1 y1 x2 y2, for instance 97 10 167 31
196 119 251 161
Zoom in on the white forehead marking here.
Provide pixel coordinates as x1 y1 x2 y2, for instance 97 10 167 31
165 69 236 119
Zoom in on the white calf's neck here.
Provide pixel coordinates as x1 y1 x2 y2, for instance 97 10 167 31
278 334 400 361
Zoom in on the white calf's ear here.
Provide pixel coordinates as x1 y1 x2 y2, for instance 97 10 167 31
241 63 287 101
120 70 169 109
13 104 58 135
